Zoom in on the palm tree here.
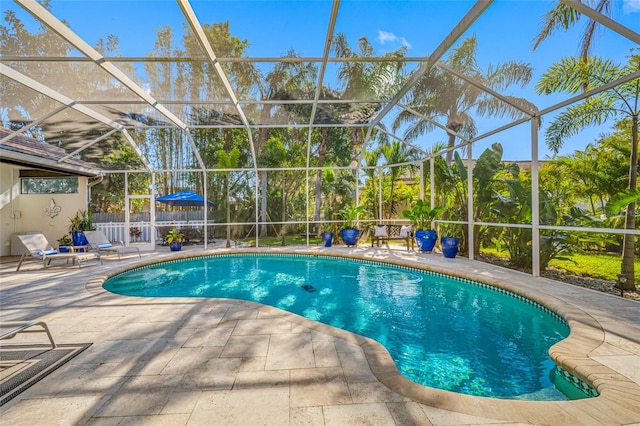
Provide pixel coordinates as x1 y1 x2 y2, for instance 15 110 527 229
216 148 241 248
536 52 640 289
254 52 317 235
332 33 407 163
362 147 382 220
380 141 417 218
394 35 536 164
532 0 616 61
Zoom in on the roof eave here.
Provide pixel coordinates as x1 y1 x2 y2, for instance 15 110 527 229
0 149 103 177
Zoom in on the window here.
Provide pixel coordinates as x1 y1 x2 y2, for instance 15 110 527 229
21 177 79 194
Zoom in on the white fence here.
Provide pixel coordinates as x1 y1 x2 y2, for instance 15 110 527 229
95 221 217 243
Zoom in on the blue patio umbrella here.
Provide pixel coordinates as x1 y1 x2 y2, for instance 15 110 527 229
156 190 215 207
156 190 215 226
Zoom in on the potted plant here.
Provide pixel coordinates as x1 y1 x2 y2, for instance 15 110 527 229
338 204 368 247
402 200 444 252
68 209 93 246
321 223 334 248
166 228 184 252
439 223 461 258
129 227 142 242
57 234 73 252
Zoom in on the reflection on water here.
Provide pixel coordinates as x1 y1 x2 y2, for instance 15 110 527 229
105 254 581 400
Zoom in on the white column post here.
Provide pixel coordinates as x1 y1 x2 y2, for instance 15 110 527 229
531 117 541 276
419 161 424 202
203 171 208 249
124 172 129 246
467 143 474 260
255 171 260 247
378 167 383 221
151 172 156 248
429 158 434 207
305 168 309 245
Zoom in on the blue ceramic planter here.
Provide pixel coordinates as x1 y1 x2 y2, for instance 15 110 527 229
341 229 359 246
415 229 437 252
322 232 334 247
71 231 88 246
441 237 459 258
169 241 183 251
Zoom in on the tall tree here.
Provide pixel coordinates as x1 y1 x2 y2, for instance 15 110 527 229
332 33 407 163
536 52 640 289
362 147 382 220
255 53 317 235
216 148 242 247
394 35 536 164
380 141 417 218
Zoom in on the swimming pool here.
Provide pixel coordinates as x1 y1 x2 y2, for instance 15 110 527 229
104 253 592 400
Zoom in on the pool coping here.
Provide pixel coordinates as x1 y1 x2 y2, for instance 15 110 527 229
86 247 640 424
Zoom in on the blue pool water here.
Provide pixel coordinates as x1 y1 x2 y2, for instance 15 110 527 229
104 253 591 400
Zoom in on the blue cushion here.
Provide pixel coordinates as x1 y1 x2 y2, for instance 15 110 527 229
98 243 113 249
37 250 58 256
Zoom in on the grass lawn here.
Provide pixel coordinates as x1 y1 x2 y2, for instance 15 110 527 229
482 247 640 283
548 252 640 282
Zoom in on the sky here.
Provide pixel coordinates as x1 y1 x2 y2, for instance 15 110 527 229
5 0 640 161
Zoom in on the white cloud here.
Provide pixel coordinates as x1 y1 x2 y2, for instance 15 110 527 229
623 0 640 13
377 30 412 50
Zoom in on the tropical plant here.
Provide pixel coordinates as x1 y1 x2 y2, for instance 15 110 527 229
393 35 536 164
165 228 184 244
57 234 72 246
433 143 506 255
68 210 93 232
402 200 444 230
319 168 352 234
361 147 383 220
438 222 465 239
338 204 368 230
536 51 640 289
491 162 593 270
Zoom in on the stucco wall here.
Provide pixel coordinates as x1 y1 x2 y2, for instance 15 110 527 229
0 164 88 256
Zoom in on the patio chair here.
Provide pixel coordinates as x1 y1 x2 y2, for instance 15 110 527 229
83 230 141 259
16 233 101 271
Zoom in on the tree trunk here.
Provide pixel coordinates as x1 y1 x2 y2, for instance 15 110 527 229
621 115 638 290
256 105 273 238
314 128 328 235
445 120 462 164
260 171 267 237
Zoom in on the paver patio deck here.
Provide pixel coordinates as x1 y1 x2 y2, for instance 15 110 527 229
1 244 639 425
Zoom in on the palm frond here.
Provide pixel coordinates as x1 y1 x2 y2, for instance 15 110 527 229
536 56 621 95
606 189 640 216
532 2 581 51
485 61 533 90
475 96 537 121
545 96 617 152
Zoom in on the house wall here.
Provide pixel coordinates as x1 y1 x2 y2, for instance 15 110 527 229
0 164 88 256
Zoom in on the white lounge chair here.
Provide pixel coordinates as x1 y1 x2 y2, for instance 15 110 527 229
83 230 141 259
16 233 101 271
0 320 56 349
